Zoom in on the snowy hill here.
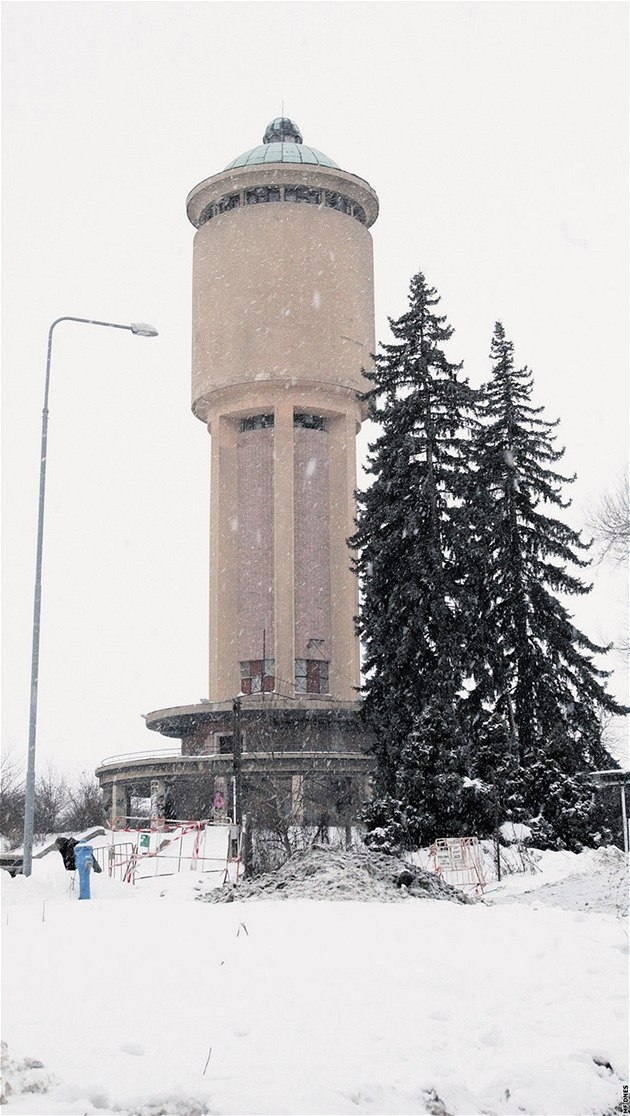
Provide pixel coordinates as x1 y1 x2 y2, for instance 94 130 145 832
1 841 628 1115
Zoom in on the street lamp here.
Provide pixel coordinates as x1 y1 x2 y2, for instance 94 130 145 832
22 315 158 876
232 693 244 827
231 692 250 875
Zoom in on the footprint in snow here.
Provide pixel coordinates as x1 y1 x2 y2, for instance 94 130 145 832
120 1042 145 1056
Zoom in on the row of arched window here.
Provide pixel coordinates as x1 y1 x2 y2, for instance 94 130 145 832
198 186 366 227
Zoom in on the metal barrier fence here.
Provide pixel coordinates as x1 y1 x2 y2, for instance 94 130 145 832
430 836 486 892
93 819 242 886
92 843 135 880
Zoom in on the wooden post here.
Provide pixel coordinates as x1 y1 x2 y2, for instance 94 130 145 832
621 783 628 855
493 773 501 882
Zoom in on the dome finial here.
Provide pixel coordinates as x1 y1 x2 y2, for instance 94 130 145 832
263 118 302 145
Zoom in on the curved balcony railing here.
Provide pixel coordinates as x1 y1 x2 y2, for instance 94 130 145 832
97 747 182 769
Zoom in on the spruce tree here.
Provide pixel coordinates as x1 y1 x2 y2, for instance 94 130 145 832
465 322 625 848
351 271 480 847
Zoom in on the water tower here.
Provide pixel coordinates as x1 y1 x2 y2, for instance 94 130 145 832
97 119 378 828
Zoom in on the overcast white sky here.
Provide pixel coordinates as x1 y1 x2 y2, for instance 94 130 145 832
2 1 628 781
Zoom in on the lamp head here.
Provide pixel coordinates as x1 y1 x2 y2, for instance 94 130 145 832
130 322 158 337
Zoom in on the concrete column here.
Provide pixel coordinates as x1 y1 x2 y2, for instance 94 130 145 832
291 774 305 823
213 775 228 822
110 781 128 827
273 398 295 698
150 778 166 828
328 410 361 699
209 414 240 701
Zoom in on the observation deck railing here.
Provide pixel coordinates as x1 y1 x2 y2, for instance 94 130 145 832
97 747 182 768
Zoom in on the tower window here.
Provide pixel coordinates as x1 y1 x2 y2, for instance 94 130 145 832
217 193 241 214
325 191 351 215
241 659 275 694
240 414 274 431
198 193 241 225
284 185 322 206
295 659 329 694
246 186 281 205
294 413 327 431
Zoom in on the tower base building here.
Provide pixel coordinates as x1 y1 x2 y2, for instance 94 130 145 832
97 700 373 833
97 120 378 832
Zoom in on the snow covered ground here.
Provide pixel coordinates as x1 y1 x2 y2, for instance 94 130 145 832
1 838 628 1116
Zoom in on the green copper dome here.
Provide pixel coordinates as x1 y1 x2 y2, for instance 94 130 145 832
225 118 339 171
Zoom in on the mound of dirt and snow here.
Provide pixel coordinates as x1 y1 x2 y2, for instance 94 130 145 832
198 842 475 904
0 1042 57 1108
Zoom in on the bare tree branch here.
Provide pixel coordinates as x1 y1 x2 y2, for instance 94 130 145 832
587 473 629 565
0 751 25 846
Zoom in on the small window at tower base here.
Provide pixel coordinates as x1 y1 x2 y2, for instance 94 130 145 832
295 659 329 694
240 659 275 694
217 733 234 755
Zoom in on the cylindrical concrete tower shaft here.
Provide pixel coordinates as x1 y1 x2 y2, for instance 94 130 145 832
186 119 379 706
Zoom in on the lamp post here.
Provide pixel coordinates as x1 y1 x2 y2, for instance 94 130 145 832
22 315 158 877
231 694 244 827
231 692 250 875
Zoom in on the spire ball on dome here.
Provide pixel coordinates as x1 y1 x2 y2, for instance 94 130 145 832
263 118 303 145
